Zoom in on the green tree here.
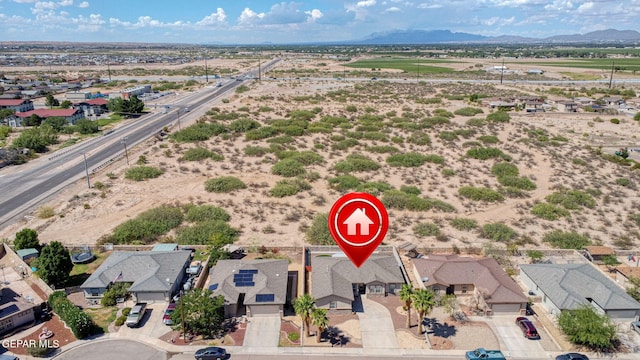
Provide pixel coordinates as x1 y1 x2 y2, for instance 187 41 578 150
107 97 125 113
12 125 58 152
440 294 458 319
100 282 130 306
36 241 73 288
60 100 73 109
305 213 333 245
24 114 42 127
45 93 60 108
311 308 329 343
125 95 144 114
399 284 414 328
558 305 617 351
43 116 68 132
206 233 232 266
412 288 436 335
0 109 15 123
14 228 40 250
75 119 99 134
293 293 316 337
169 289 225 338
626 276 640 302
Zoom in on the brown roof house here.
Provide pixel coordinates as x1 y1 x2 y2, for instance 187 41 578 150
311 255 405 311
615 266 640 289
583 246 615 263
412 254 527 314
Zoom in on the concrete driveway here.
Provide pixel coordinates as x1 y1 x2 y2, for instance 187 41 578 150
489 315 547 358
358 295 399 349
117 303 173 339
243 316 281 347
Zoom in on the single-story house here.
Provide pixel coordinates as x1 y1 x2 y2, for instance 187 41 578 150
614 266 640 289
583 246 615 263
557 101 579 112
311 255 405 311
15 248 38 262
80 250 191 303
413 254 527 314
13 109 83 127
520 263 640 319
208 259 289 317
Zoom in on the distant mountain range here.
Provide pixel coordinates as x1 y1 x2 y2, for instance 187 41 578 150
352 29 640 45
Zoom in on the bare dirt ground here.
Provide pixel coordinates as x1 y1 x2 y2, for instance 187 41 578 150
1 56 640 257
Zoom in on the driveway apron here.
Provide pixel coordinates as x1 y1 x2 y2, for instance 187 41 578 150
243 316 282 347
358 295 399 349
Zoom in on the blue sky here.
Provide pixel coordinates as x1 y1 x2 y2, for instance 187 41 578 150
0 0 637 44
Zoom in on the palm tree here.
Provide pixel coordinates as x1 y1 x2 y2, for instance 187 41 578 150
311 308 329 343
399 284 414 328
293 293 316 337
412 288 436 335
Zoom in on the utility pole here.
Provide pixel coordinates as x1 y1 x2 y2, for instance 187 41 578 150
204 56 209 83
181 290 186 342
107 62 112 82
500 58 505 85
609 61 615 89
120 137 129 165
83 153 91 189
258 57 262 81
177 109 181 130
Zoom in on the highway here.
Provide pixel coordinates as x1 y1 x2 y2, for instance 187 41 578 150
0 58 280 229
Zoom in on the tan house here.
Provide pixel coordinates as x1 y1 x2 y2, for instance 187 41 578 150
583 246 615 263
615 266 640 289
413 254 527 313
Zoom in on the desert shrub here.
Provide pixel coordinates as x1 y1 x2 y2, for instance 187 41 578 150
497 176 536 190
28 343 55 357
466 147 511 161
38 206 55 219
466 118 486 126
442 168 456 177
176 220 238 245
334 154 380 173
615 178 631 187
49 291 97 339
407 132 431 145
124 166 164 181
572 158 587 166
459 186 504 202
438 131 458 141
454 107 484 116
543 230 591 249
229 118 260 133
486 111 510 123
546 190 596 210
629 213 640 227
276 150 324 165
478 135 500 144
244 146 270 157
271 159 306 177
531 203 570 221
449 218 478 231
491 162 519 177
171 122 227 142
182 147 224 161
329 175 361 191
357 181 392 196
481 223 517 242
331 139 360 150
204 176 247 193
386 153 430 167
269 178 311 197
288 332 300 342
246 126 278 140
100 282 130 306
111 205 183 244
610 118 620 124
306 213 333 245
413 222 441 237
400 185 421 195
185 205 230 223
382 190 455 212
267 135 295 144
365 145 399 153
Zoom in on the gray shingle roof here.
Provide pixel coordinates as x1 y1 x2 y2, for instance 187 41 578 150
80 251 191 292
413 255 527 304
312 255 405 301
208 259 288 305
520 263 640 311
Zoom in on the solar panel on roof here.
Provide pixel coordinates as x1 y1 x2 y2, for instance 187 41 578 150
209 283 218 290
256 294 274 302
239 269 258 274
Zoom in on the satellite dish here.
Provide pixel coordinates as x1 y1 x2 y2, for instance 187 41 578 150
421 277 429 282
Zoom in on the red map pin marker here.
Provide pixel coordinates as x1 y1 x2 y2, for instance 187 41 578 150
328 192 389 268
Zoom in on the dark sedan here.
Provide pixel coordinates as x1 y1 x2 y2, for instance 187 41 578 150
194 346 227 360
555 353 589 360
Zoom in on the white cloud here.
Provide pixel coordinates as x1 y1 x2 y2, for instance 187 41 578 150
417 3 443 9
237 7 265 26
196 8 226 26
12 0 39 3
384 6 400 12
357 0 376 7
305 9 323 22
58 0 72 6
78 1 88 8
576 1 594 12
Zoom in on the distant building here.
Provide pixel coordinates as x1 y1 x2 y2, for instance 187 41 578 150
13 109 83 127
109 85 151 100
66 91 91 101
0 99 34 113
73 98 109 117
527 69 544 75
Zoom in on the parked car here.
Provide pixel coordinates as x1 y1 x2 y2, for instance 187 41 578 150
555 353 589 360
187 261 202 276
516 316 540 339
163 303 177 325
631 321 640 334
194 346 226 360
126 303 147 327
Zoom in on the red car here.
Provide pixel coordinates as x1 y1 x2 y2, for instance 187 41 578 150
516 316 540 339
163 303 177 325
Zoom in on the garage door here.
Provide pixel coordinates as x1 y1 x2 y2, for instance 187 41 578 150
136 292 167 303
491 303 522 313
248 305 280 317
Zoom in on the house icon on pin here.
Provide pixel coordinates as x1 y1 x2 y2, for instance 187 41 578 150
343 208 374 236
